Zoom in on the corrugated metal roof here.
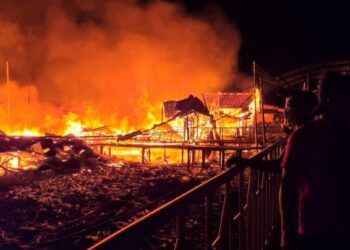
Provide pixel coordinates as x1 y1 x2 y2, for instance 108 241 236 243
204 93 253 110
163 95 209 119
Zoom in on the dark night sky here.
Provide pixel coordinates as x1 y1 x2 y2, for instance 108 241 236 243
178 0 350 75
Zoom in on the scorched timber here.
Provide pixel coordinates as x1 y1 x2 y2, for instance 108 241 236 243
0 136 220 249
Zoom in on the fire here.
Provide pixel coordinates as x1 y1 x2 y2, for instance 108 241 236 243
255 88 261 112
0 0 240 137
247 88 261 117
8 129 42 137
0 151 45 175
7 153 19 169
64 119 83 136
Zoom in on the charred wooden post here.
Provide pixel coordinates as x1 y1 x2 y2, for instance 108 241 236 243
220 150 226 169
187 149 190 170
201 149 206 168
181 148 184 164
142 148 145 164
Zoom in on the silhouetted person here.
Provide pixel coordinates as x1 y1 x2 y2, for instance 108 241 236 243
284 90 319 132
226 90 318 172
280 73 350 250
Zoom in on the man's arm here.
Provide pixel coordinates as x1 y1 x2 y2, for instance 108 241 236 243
225 156 282 173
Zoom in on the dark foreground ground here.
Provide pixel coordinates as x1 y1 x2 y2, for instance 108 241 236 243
0 161 220 250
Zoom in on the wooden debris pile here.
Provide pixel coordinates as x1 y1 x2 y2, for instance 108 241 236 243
0 136 220 249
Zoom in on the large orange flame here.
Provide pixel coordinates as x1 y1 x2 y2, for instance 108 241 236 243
0 1 240 136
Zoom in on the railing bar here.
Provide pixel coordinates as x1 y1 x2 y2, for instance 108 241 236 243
258 171 262 250
262 172 266 248
239 169 245 250
271 172 275 230
246 171 252 250
269 173 272 242
226 182 234 250
174 214 185 250
213 182 232 249
205 196 212 250
266 177 269 245
251 169 256 250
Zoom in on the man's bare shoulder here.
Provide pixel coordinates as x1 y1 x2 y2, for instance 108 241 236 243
289 120 327 144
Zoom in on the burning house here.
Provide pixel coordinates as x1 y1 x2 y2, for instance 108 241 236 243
205 91 283 140
162 91 252 142
203 92 256 127
161 90 283 143
161 95 211 142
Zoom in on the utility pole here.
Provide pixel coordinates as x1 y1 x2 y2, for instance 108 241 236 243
253 61 258 147
260 75 267 147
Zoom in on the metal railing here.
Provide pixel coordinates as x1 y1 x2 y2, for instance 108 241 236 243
89 139 286 250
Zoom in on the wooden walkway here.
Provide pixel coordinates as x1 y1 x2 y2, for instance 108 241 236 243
89 141 263 168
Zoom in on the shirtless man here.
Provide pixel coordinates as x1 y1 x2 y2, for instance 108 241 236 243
280 73 350 250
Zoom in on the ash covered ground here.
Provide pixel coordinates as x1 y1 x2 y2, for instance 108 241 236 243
0 136 221 249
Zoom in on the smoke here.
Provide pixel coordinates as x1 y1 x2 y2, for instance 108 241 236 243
0 0 241 134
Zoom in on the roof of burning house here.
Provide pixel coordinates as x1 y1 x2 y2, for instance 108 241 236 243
203 93 253 111
163 95 210 118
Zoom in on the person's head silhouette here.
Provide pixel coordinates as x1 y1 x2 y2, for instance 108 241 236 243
316 72 350 128
285 90 318 127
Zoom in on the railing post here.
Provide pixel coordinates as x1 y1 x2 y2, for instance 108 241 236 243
212 181 233 250
239 168 245 250
253 169 258 250
205 196 212 250
226 181 234 250
261 172 265 248
175 214 185 250
247 172 253 250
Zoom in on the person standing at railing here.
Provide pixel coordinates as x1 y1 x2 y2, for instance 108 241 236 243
280 73 350 250
225 90 318 172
